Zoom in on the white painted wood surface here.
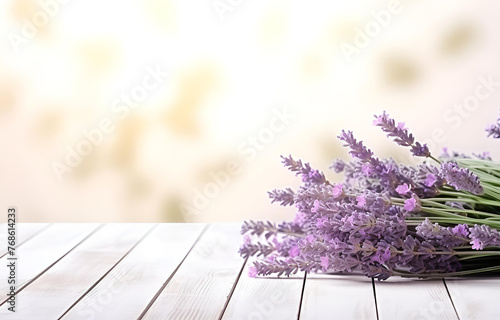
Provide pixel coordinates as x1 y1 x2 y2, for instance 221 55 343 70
222 264 305 320
62 224 205 320
445 277 500 320
0 223 100 304
300 274 377 320
141 224 245 320
375 277 458 320
0 223 50 257
0 224 154 319
0 224 498 319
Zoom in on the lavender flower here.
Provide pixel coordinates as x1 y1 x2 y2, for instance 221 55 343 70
473 152 492 160
424 173 437 187
332 183 345 200
241 110 500 281
416 218 469 248
268 188 295 206
469 224 500 250
320 256 329 270
404 193 421 212
239 241 276 258
337 130 413 195
486 110 500 138
373 111 431 157
248 266 258 278
395 183 411 195
252 258 311 277
439 161 484 195
330 159 346 173
288 245 300 257
281 155 326 185
441 148 492 160
241 220 278 239
338 130 378 164
486 125 500 139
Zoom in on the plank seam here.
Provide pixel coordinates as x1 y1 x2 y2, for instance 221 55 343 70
137 224 209 320
58 224 159 319
296 272 307 320
442 278 461 320
0 224 104 307
372 278 380 320
217 257 248 320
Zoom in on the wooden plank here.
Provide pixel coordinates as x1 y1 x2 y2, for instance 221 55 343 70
375 277 458 320
0 223 153 319
222 263 305 320
300 274 377 320
444 277 500 320
141 224 246 320
0 223 101 304
0 223 51 257
61 223 205 320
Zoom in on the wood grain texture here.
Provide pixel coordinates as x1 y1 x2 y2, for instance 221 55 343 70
444 277 500 320
300 274 377 320
222 263 305 320
0 223 100 305
142 224 245 320
62 223 205 320
375 277 458 320
0 223 51 257
0 223 153 319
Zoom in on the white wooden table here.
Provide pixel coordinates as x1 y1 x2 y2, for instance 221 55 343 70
0 223 498 319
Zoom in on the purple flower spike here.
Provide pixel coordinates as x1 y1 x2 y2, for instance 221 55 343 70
486 110 500 138
281 155 326 185
469 224 500 250
439 162 484 195
268 188 295 206
338 130 377 164
374 111 431 157
330 159 346 173
486 125 500 138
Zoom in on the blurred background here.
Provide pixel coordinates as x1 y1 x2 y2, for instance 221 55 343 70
1 0 499 222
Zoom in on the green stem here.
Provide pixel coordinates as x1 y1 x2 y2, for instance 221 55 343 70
425 195 500 208
458 253 500 261
420 206 498 218
428 155 441 164
454 251 500 256
405 216 500 229
392 264 500 278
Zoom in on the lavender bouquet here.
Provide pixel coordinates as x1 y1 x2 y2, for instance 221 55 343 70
239 111 500 280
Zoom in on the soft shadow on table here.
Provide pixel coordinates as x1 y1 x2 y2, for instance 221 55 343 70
253 276 305 280
254 272 500 283
443 273 500 282
256 273 373 283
